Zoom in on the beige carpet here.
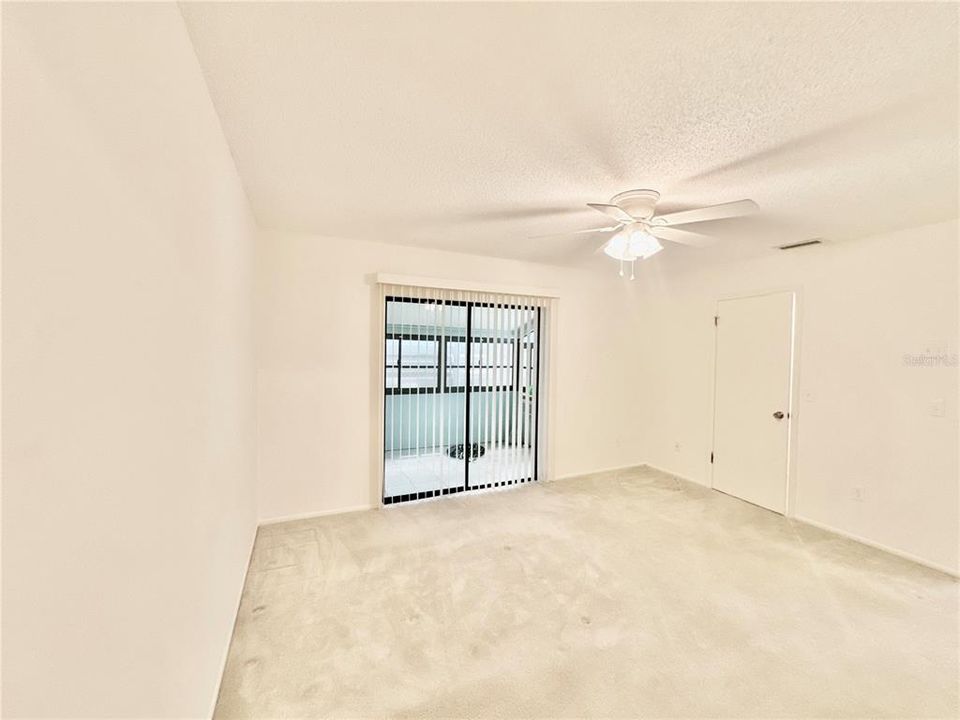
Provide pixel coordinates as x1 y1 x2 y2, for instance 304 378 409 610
214 467 959 718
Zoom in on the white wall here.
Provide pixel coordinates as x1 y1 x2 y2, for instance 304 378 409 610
2 5 954 717
256 222 959 574
2 4 257 716
634 220 959 574
256 230 645 521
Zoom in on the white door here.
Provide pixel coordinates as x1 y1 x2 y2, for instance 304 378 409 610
711 292 795 513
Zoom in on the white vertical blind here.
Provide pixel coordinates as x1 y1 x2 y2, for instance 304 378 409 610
381 283 548 503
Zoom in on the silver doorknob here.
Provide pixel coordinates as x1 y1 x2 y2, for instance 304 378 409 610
773 411 785 420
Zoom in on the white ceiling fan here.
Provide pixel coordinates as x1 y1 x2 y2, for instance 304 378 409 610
539 189 758 278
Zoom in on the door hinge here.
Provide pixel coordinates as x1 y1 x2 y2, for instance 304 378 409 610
710 452 714 464
714 316 718 326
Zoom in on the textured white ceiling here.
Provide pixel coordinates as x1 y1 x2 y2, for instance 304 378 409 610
181 2 958 266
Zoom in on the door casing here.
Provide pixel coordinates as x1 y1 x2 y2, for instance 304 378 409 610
708 289 800 516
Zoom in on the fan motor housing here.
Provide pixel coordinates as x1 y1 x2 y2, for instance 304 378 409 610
610 189 660 220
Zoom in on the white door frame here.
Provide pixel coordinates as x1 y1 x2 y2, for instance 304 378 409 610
707 287 803 517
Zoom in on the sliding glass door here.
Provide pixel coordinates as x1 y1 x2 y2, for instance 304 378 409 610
382 290 541 505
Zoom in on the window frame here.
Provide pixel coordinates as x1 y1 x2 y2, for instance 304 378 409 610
382 297 528 395
384 331 442 395
460 335 518 393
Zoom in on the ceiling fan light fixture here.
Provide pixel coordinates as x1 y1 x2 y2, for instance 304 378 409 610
603 225 663 264
626 228 663 259
602 229 638 261
561 191 757 274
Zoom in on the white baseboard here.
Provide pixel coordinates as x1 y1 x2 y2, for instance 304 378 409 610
639 464 958 579
552 462 646 481
257 473 958 579
793 514 959 579
263 466 649 525
259 504 375 526
263 467 649 522
640 462 711 487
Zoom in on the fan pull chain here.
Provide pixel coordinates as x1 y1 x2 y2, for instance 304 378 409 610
630 259 635 281
619 258 624 277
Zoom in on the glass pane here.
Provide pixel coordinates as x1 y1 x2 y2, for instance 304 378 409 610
401 366 437 389
444 304 468 337
388 300 440 333
470 341 490 365
446 340 466 366
385 338 399 367
385 299 402 335
446 366 466 388
469 367 485 387
401 339 438 367
384 298 471 503
445 340 466 388
497 342 514 368
385 367 399 388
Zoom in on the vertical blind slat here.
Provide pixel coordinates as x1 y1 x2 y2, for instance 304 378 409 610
530 299 536 480
524 297 532 481
495 294 503 486
485 302 492 483
511 298 516 483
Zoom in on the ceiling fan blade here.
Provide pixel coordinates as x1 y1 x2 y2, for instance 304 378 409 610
587 203 635 223
649 226 718 248
654 199 758 226
536 233 615 265
563 236 615 263
593 236 614 254
528 225 620 240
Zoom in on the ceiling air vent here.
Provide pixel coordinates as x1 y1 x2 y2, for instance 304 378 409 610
777 238 823 250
